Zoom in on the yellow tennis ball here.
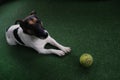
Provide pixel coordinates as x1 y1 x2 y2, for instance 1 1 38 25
80 53 93 67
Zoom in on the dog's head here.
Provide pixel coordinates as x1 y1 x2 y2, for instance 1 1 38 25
15 11 48 39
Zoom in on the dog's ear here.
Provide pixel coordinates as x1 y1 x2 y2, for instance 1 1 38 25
15 20 33 35
30 11 36 15
15 20 23 24
15 20 26 29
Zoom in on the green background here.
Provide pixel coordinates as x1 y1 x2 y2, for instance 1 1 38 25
0 0 120 80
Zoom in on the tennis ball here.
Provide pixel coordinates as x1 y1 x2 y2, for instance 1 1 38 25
80 53 93 67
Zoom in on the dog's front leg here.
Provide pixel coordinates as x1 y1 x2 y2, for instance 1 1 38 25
31 39 65 56
47 36 71 53
34 47 65 56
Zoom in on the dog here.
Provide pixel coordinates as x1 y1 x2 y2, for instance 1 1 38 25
5 11 71 56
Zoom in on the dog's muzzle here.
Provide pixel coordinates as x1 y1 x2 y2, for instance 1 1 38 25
33 24 48 39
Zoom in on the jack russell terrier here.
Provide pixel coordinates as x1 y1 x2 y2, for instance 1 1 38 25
6 11 71 56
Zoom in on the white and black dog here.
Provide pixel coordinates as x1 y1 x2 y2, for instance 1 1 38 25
5 11 71 56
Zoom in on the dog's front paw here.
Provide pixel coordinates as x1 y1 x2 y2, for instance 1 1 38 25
61 47 71 53
56 50 65 56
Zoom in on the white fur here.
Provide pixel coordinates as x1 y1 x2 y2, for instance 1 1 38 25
6 24 71 56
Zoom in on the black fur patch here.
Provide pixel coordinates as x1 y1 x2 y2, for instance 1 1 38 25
13 28 25 45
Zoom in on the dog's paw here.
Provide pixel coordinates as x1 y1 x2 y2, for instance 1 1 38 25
56 50 65 56
61 47 71 53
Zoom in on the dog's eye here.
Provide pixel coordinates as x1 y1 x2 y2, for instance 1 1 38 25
36 20 40 23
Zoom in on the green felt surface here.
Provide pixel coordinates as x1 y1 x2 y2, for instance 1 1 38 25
0 0 120 80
